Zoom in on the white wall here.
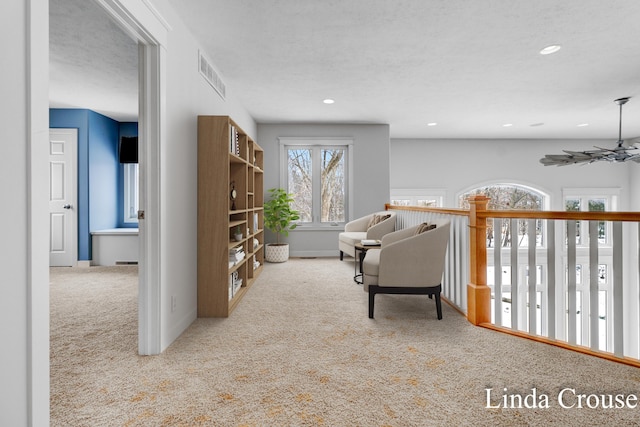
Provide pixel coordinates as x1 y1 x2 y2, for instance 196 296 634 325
390 138 634 209
258 123 390 257
152 0 257 350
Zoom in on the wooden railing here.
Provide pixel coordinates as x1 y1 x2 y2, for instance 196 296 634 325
386 197 640 367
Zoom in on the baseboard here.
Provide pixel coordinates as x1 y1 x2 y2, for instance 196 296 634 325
77 260 91 268
165 308 197 351
289 250 341 258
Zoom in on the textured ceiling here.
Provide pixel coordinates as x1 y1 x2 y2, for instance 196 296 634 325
49 0 138 122
50 0 640 140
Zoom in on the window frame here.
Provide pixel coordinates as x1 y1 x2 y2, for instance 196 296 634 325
123 162 139 224
279 137 354 230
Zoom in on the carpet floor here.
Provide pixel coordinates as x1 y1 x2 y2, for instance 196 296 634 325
50 258 640 426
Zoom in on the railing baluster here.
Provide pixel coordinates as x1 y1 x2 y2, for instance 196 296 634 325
510 218 519 331
567 220 577 345
547 220 556 340
589 220 599 350
528 218 537 335
613 221 624 357
493 218 502 326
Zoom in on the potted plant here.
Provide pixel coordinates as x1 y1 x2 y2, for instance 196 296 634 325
234 225 243 242
263 188 300 262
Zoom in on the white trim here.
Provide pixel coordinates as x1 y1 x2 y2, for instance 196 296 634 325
28 0 52 423
290 250 342 258
137 42 164 355
123 163 139 223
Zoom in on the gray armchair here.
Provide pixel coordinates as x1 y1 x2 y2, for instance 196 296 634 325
362 219 450 319
338 211 396 260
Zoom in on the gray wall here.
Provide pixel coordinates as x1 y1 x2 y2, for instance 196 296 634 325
258 123 390 257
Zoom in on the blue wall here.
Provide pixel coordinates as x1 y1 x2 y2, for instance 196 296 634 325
50 109 138 261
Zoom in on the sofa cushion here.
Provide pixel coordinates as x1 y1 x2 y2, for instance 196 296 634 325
414 222 437 235
339 231 367 247
367 214 391 230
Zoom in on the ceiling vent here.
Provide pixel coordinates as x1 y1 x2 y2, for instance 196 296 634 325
199 50 226 100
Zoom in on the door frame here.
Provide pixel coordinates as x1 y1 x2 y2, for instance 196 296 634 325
93 0 169 355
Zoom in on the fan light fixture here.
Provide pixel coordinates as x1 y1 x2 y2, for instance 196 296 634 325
540 97 640 166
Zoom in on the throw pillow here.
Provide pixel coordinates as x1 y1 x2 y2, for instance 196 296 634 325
414 222 436 235
367 214 391 230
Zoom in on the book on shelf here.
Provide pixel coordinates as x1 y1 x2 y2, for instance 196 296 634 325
229 246 245 265
229 125 234 153
229 125 240 156
229 271 242 300
361 239 381 246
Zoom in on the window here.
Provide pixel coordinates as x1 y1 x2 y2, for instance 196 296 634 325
459 183 547 248
563 188 619 246
390 189 445 207
280 138 353 227
123 163 139 223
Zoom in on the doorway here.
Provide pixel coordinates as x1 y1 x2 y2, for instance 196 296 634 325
48 0 165 355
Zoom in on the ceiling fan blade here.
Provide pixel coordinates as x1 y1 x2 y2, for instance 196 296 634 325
540 154 594 166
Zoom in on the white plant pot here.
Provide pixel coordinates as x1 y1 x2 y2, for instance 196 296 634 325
265 243 289 263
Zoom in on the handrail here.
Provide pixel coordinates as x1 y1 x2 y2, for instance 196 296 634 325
477 209 640 221
385 203 470 217
387 202 640 221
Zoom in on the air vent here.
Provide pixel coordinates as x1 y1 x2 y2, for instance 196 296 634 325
199 50 226 100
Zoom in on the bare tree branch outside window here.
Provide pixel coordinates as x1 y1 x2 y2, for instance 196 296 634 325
459 185 544 248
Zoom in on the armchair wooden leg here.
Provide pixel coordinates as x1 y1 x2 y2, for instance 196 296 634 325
340 250 344 261
368 288 376 318
367 284 442 320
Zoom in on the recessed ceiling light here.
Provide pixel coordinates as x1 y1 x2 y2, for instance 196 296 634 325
503 123 513 127
323 98 335 104
577 123 589 127
427 122 437 126
540 45 562 55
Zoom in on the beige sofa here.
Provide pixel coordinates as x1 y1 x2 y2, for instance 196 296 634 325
338 211 396 260
362 219 450 319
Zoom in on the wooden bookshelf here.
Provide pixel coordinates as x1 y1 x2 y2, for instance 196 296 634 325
197 116 264 317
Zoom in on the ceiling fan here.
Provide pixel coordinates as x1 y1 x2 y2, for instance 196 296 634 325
540 97 640 166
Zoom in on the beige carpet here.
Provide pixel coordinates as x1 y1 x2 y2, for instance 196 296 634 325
50 259 640 426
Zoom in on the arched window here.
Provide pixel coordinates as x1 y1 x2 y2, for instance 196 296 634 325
459 184 547 248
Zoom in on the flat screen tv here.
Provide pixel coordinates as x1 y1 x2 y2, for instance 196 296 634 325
119 136 138 163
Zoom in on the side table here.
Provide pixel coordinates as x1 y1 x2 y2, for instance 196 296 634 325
353 241 380 284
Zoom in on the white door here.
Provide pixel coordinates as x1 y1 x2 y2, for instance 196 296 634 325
49 129 78 267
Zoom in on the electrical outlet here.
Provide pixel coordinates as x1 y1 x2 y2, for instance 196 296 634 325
171 295 177 312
